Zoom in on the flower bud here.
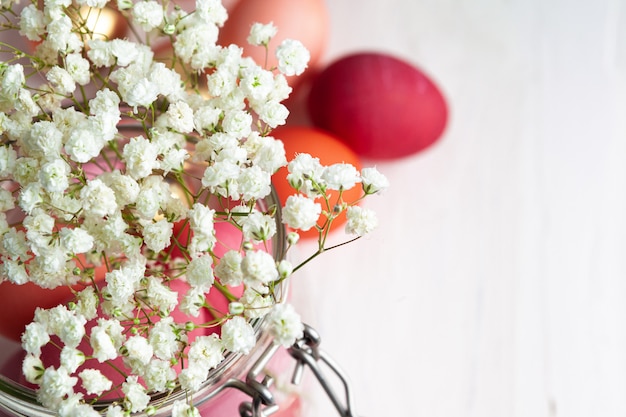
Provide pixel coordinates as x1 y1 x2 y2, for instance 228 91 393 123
228 302 244 315
287 231 299 245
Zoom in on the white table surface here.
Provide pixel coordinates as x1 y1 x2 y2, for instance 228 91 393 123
289 1 626 417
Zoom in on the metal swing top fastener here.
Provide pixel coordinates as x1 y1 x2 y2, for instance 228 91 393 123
225 324 359 417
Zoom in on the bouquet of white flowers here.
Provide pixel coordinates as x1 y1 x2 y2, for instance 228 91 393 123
0 0 388 415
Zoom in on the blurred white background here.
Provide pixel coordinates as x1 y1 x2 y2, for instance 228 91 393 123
291 1 626 416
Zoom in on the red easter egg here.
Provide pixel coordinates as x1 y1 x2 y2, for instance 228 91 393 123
307 52 448 159
271 126 362 240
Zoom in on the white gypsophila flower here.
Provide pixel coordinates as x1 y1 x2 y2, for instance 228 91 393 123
2 227 30 261
59 226 94 254
143 358 176 392
201 160 239 197
148 317 179 360
21 321 50 356
188 202 215 240
275 39 310 76
39 158 70 193
0 144 17 177
1 64 24 101
214 250 243 286
241 250 278 292
286 153 325 197
22 354 44 384
187 334 224 371
186 255 214 289
194 0 227 25
65 119 106 163
126 77 160 109
90 319 124 362
238 165 272 201
65 53 91 85
106 405 125 417
240 65 274 103
322 163 361 191
206 65 237 97
108 38 140 67
256 99 289 128
75 287 98 320
241 211 276 243
86 39 115 67
79 369 112 396
361 166 390 194
57 312 87 349
178 365 208 392
240 288 272 319
193 104 222 134
172 400 201 417
174 24 219 65
122 376 150 413
149 62 185 102
247 22 277 46
222 109 252 139
221 316 256 355
58 394 101 417
132 0 164 31
345 205 378 236
60 346 86 373
123 335 154 372
142 219 173 253
1 259 29 284
267 303 303 347
0 187 14 212
46 65 75 94
37 366 78 410
179 286 205 317
89 88 120 117
146 276 178 315
24 120 62 160
100 170 140 206
244 132 287 174
282 194 321 232
166 100 195 133
80 178 118 218
19 4 46 41
105 269 137 305
123 135 159 180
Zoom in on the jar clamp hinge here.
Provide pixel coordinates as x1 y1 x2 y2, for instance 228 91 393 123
225 324 358 417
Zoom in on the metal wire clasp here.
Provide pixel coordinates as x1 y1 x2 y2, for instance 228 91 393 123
230 324 359 417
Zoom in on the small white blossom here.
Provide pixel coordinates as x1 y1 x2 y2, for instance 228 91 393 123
80 179 118 218
179 286 205 317
79 369 112 396
37 366 78 410
241 250 278 292
122 376 150 413
322 163 361 191
22 354 44 384
166 101 195 133
123 136 159 180
142 219 173 253
286 153 325 197
19 5 46 41
60 346 86 373
46 66 75 94
186 255 215 289
247 22 277 46
282 194 321 232
214 250 243 286
187 334 224 371
59 227 94 254
178 364 208 392
149 317 179 360
345 206 378 236
123 335 154 372
146 276 178 315
39 158 70 193
143 358 176 392
172 400 201 417
132 0 164 31
241 211 276 243
65 53 91 85
21 322 50 356
221 316 256 354
275 39 310 76
267 303 303 347
90 318 125 362
361 167 390 194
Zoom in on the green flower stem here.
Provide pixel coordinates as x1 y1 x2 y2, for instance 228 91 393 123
213 281 237 303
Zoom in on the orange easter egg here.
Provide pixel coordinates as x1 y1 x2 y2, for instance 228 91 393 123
271 126 363 240
218 0 329 81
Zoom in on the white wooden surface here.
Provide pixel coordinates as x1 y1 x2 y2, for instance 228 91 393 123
290 1 626 416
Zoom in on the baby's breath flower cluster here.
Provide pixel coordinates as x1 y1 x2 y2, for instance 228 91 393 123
0 0 388 415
